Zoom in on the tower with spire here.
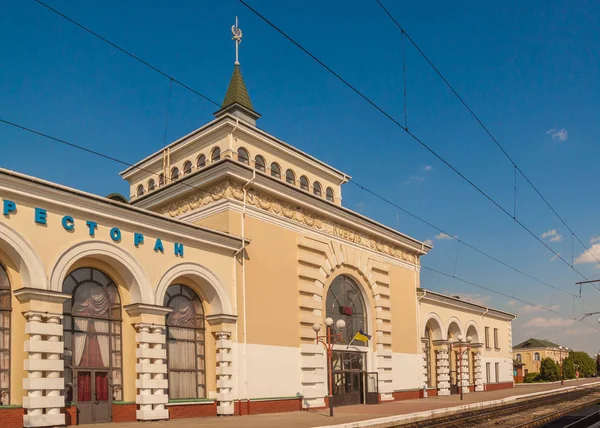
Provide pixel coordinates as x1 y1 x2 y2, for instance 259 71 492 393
214 17 261 126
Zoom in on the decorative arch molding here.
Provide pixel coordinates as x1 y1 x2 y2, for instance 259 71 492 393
446 316 464 337
424 313 446 341
154 262 233 316
465 320 481 343
49 240 153 304
0 221 47 289
297 236 395 403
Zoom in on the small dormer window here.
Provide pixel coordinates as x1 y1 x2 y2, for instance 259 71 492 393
159 173 165 187
238 148 249 165
313 181 322 197
326 187 334 202
197 155 206 169
255 155 266 172
300 176 309 191
183 161 192 175
211 147 221 162
171 167 179 181
270 163 281 179
148 179 156 191
136 185 144 197
285 169 296 185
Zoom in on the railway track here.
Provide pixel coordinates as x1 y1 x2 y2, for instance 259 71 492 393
399 385 600 428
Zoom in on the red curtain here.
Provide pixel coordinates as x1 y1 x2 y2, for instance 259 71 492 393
77 372 91 402
95 372 108 401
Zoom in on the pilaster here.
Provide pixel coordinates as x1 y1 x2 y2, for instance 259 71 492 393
15 288 70 428
460 352 470 394
215 331 234 415
299 344 327 409
474 352 483 392
436 349 450 396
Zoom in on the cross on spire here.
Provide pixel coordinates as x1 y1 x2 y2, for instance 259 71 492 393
232 16 242 65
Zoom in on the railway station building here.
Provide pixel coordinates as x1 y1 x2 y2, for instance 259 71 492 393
0 59 515 427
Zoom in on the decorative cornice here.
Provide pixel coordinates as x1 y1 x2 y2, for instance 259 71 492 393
156 178 420 264
418 289 516 321
14 287 70 304
206 313 238 325
124 303 173 317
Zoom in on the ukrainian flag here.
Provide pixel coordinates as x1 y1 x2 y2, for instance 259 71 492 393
352 329 371 343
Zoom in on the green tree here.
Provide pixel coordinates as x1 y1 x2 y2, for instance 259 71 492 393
562 356 576 379
569 351 596 377
540 357 559 381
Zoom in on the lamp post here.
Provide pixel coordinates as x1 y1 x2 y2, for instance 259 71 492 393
448 334 472 401
558 346 569 385
313 317 346 417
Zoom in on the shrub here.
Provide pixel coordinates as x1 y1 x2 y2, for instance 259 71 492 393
524 372 541 383
540 357 559 382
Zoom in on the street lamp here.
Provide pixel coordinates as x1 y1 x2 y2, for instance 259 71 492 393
313 317 346 417
558 346 569 385
448 334 472 400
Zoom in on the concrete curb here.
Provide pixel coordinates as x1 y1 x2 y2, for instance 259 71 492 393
313 381 600 428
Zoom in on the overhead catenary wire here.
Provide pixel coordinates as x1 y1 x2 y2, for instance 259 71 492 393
237 0 592 284
422 265 600 332
2 115 596 314
373 0 600 273
26 2 598 305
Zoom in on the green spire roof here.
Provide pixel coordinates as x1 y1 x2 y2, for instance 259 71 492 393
222 64 254 111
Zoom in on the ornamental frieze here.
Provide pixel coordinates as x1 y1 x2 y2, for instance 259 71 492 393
156 180 417 264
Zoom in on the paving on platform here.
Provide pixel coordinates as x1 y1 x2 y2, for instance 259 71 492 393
80 378 600 428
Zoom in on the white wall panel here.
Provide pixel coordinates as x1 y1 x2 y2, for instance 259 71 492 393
392 353 422 391
246 344 302 399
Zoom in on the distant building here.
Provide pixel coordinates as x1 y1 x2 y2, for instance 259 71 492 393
513 338 567 375
513 359 525 383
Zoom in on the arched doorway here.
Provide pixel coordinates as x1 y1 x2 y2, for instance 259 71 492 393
325 275 370 407
164 284 206 400
466 324 480 390
424 317 443 389
63 268 123 424
447 321 462 394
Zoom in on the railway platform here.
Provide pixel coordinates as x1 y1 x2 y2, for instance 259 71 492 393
80 378 600 428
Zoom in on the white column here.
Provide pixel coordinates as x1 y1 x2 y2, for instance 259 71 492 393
421 340 429 390
22 311 65 427
216 331 234 415
460 350 470 394
135 323 169 421
436 349 450 396
474 351 484 392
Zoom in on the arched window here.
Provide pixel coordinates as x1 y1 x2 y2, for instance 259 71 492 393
255 155 266 172
313 181 322 197
516 353 522 362
164 285 206 399
238 148 249 165
325 275 367 346
211 147 221 162
0 264 11 404
171 167 179 181
148 179 156 192
159 173 165 187
534 352 540 361
326 187 334 202
285 169 296 185
270 163 281 179
136 185 144 197
63 268 123 410
300 176 309 191
197 155 206 169
183 161 192 175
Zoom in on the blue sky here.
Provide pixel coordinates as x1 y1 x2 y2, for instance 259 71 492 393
2 1 600 352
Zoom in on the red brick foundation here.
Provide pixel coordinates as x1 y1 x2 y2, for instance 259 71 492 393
485 381 514 391
112 403 136 422
169 401 217 419
0 407 24 428
235 397 303 416
392 389 421 401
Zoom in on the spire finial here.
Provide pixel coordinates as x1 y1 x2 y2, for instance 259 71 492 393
232 16 242 66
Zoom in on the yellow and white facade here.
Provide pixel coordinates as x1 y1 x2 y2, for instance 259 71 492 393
0 60 516 427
